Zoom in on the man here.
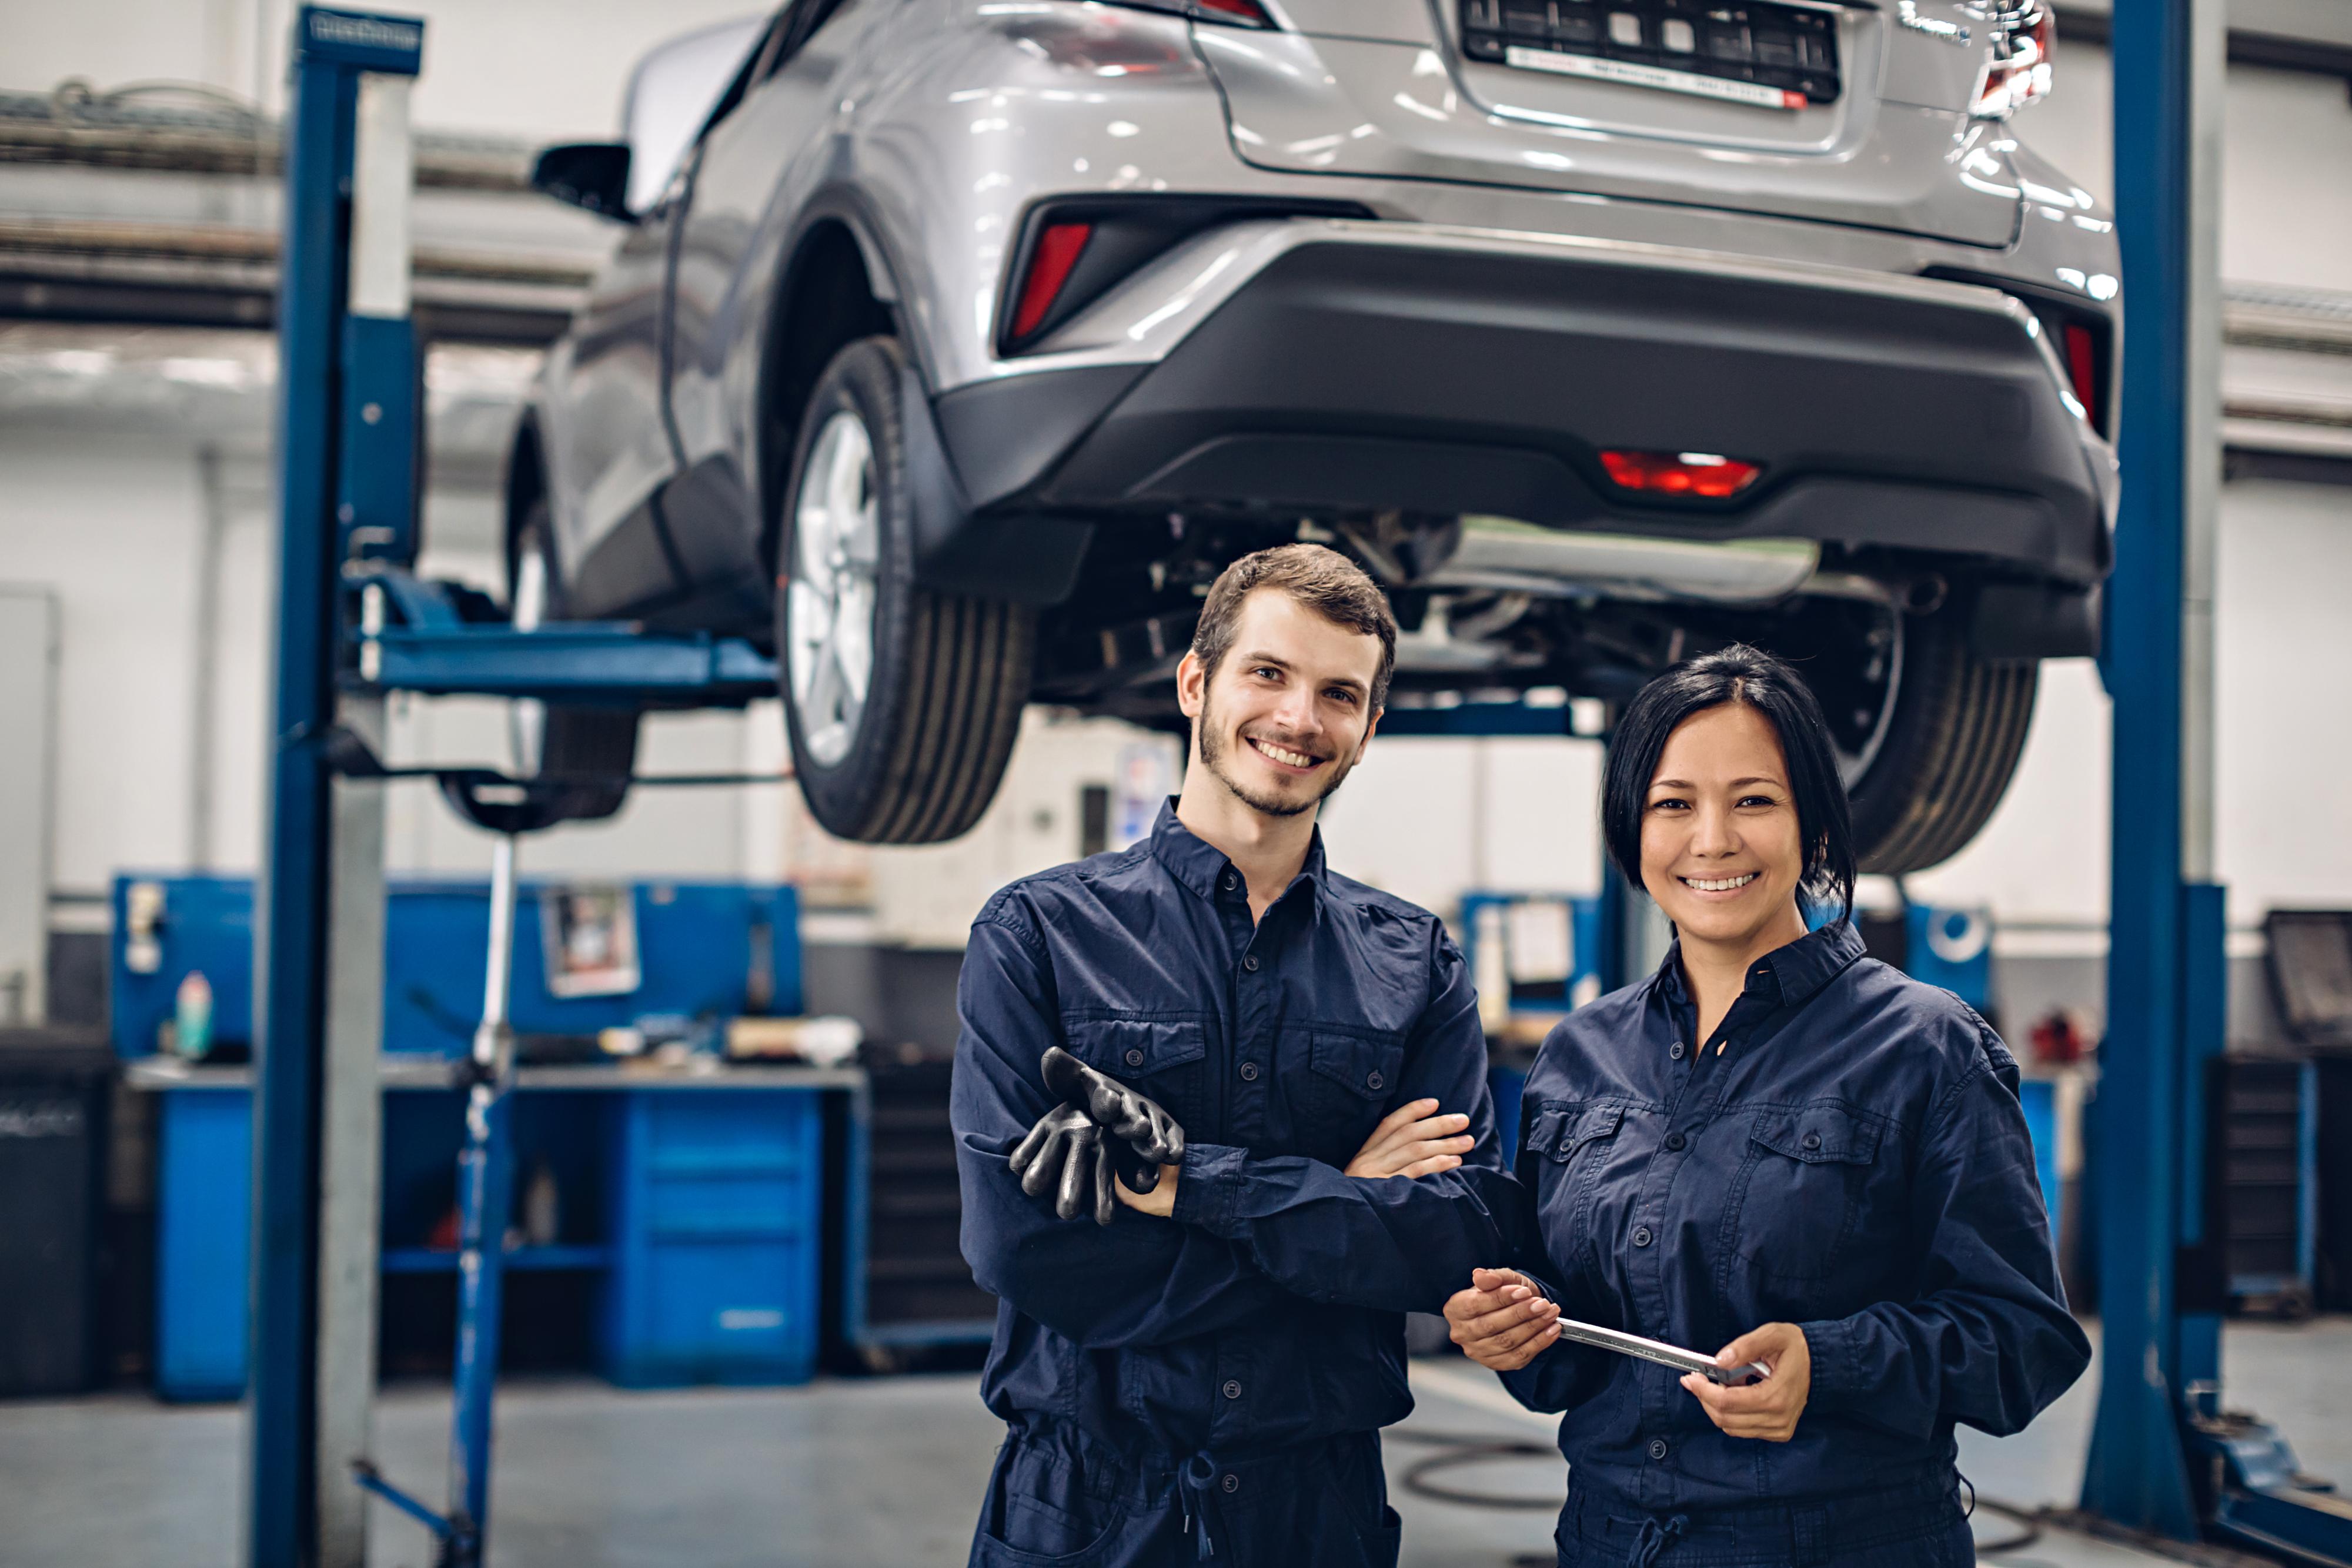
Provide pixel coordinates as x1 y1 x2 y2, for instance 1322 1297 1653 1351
952 544 1515 1567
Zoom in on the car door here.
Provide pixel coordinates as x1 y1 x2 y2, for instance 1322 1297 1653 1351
542 14 772 620
660 0 872 628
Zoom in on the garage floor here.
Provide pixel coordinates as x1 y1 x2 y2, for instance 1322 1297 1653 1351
4 1318 2343 1568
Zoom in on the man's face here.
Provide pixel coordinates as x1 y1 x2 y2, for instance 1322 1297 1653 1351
1178 589 1384 819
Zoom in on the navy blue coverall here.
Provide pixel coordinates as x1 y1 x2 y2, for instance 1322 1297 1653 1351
952 803 1516 1567
1502 921 2090 1568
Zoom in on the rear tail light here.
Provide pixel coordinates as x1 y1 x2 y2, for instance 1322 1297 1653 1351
998 196 1373 356
2062 322 2097 416
1009 222 1094 342
1971 3 2053 119
1101 0 1277 26
1599 450 1763 500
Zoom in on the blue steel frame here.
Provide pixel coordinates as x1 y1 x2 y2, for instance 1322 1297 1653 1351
2080 0 2230 1537
251 11 422 1568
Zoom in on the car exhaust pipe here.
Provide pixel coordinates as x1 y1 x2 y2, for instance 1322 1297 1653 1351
1410 515 1821 606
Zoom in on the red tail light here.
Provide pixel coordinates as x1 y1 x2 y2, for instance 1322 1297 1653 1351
1010 222 1094 342
1972 6 2053 119
2062 322 2097 415
1599 450 1762 500
1192 0 1275 21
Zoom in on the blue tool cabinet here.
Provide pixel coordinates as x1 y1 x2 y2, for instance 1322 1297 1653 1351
148 1078 829 1400
603 1091 821 1386
122 872 841 1400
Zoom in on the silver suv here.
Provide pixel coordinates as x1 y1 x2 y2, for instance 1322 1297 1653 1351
513 0 2114 868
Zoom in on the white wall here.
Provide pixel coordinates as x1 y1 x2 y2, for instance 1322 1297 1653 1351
2015 48 2352 294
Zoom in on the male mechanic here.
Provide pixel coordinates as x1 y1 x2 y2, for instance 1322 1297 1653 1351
953 544 1516 1568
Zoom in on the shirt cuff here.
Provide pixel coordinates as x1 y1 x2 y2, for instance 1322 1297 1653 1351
1796 1316 1865 1406
1169 1141 1250 1234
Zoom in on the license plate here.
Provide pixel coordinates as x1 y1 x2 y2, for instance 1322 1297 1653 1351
1461 1 1842 111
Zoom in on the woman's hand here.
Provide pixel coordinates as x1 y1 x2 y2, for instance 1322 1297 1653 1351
1679 1322 1812 1441
1442 1268 1562 1371
1345 1099 1475 1179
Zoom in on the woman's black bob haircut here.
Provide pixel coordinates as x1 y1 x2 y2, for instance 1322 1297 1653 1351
1602 644 1857 921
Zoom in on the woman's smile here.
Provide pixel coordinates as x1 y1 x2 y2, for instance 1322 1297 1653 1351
1677 871 1759 895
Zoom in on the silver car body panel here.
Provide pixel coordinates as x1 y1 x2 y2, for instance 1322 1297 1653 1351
528 0 2119 627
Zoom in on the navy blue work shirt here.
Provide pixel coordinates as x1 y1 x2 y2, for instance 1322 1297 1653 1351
1502 920 2090 1509
952 801 1516 1463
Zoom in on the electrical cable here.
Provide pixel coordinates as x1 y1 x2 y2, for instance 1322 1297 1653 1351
1389 1431 2046 1557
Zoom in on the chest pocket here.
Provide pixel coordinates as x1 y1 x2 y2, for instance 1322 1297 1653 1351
1062 1017 1210 1134
1519 1101 1625 1266
1279 1029 1405 1165
1724 1104 1885 1282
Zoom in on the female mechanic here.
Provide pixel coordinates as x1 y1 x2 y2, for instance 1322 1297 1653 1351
1446 644 2089 1568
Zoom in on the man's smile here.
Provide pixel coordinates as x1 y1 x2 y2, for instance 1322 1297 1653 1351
1246 735 1323 774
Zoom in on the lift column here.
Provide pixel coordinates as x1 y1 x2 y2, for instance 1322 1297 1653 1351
250 11 423 1568
2080 0 2228 1537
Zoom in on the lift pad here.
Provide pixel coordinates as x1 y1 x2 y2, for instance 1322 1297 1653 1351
348 569 779 707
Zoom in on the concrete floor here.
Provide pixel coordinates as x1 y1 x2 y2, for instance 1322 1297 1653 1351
2 1318 2344 1568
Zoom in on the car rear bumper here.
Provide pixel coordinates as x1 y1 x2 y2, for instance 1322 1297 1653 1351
931 222 2116 587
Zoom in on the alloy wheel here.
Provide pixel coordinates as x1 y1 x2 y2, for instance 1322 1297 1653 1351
787 409 882 768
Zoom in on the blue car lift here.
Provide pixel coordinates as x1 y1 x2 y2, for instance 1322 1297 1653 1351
250 14 784 1568
2083 1 2351 1563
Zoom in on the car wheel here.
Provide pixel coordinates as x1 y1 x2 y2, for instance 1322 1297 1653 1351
777 336 1033 844
507 501 640 823
1832 600 2039 876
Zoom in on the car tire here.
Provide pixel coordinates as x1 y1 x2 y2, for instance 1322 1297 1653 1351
507 501 640 824
1845 603 2039 875
776 336 1034 844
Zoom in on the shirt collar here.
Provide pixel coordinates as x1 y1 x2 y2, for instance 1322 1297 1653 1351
1656 917 1866 1008
1147 798 1327 907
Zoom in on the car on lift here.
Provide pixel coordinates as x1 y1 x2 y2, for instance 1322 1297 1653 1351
509 0 2116 867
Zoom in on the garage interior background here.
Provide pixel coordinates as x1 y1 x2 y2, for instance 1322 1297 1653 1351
1 1 2351 1565
5 0 2352 1059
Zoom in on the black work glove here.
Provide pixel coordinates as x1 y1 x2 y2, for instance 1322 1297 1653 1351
1007 1048 1188 1225
1041 1046 1185 1171
1010 1106 1120 1225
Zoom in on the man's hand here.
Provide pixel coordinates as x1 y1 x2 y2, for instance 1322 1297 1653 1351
1113 1164 1182 1218
1345 1099 1475 1179
1442 1267 1561 1371
1679 1322 1811 1442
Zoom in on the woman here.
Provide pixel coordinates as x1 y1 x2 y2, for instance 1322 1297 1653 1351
1446 644 2088 1568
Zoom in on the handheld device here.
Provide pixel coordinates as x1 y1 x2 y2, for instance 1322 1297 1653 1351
1553 1318 1773 1386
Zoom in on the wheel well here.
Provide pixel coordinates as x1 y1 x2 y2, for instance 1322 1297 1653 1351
759 220 897 573
502 414 546 598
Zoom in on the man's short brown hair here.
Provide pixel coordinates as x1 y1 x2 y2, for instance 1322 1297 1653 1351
1190 544 1398 711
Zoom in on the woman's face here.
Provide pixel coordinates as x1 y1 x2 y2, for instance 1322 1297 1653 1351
1639 702 1808 950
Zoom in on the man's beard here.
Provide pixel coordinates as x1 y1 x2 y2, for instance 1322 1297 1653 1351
1195 688 1361 818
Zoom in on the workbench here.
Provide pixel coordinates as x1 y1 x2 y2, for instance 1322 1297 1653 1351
128 1057 864 1400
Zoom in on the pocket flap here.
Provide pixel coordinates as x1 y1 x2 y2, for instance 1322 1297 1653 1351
1063 1018 1208 1078
1752 1105 1880 1165
1561 1102 1624 1156
1307 1031 1406 1099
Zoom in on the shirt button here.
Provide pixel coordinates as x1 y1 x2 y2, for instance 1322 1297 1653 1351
1669 1041 1686 1061
1239 1062 1259 1082
1664 1132 1686 1152
1366 1071 1385 1091
1802 1131 1822 1151
1632 1226 1653 1248
1222 1379 1242 1399
1221 873 1237 892
1221 1473 1240 1494
1242 955 1260 972
1648 1438 1669 1462
1125 1048 1145 1068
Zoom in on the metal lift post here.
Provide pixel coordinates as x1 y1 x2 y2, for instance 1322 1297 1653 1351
2086 1 2352 1559
251 12 422 1568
